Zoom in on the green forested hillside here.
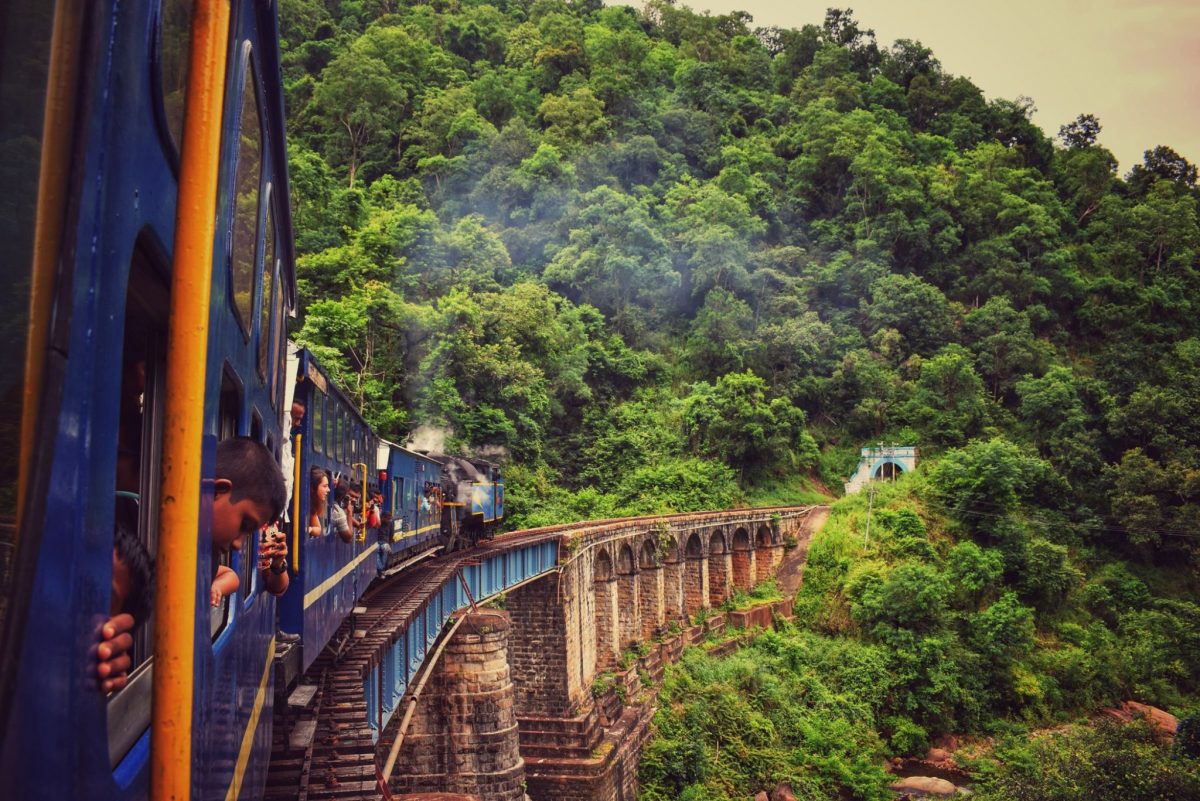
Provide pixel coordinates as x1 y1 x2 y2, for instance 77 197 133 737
280 0 1198 544
279 1 1200 797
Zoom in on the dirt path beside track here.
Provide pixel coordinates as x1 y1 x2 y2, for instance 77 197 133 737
775 505 829 596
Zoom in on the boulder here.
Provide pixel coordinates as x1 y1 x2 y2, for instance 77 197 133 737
1125 701 1178 736
1101 701 1179 738
889 776 958 797
925 748 952 763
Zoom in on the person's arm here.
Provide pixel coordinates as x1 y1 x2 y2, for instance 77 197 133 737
95 613 135 693
210 565 239 607
308 512 322 537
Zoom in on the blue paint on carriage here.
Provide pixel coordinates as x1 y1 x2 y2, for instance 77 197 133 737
0 0 297 797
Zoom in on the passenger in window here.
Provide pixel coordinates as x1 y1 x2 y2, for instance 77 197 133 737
308 467 328 537
372 491 390 571
331 480 353 544
367 490 383 530
207 437 287 606
348 482 364 531
96 520 154 693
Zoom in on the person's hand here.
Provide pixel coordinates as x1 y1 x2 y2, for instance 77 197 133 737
259 531 288 570
96 613 135 693
210 586 223 607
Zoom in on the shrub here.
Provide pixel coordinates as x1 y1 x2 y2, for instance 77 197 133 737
975 720 1200 801
884 716 929 756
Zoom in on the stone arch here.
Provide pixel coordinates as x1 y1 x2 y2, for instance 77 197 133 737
616 542 639 650
595 547 614 581
708 529 730 606
638 539 657 570
755 525 774 583
616 542 636 575
593 548 618 668
683 532 705 617
638 539 662 639
731 527 753 591
874 460 903 480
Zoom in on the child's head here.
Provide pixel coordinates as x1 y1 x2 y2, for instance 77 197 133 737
212 437 286 553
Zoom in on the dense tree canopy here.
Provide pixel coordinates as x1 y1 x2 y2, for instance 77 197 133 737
281 0 1199 546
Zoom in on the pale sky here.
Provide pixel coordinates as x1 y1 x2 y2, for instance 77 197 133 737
637 0 1200 174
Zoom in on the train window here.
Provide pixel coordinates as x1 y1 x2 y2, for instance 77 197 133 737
229 54 262 339
342 411 350 464
272 272 285 412
330 406 339 462
341 412 349 464
257 204 275 382
392 478 402 518
268 212 285 410
107 239 170 766
157 0 191 159
311 390 324 455
218 368 240 442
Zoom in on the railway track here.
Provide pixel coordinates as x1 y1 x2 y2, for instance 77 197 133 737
264 507 811 800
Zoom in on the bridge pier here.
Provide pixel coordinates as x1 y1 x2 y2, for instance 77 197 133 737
388 610 526 801
615 544 639 652
506 571 574 717
662 550 684 623
732 527 752 591
707 530 730 607
638 559 663 640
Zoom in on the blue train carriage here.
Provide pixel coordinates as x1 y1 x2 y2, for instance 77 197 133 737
0 0 297 799
429 455 505 550
377 441 445 567
280 347 380 673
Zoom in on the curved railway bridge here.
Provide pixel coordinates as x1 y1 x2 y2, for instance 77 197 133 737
266 505 821 801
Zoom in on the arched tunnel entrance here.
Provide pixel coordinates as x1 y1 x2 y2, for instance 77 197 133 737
874 460 903 480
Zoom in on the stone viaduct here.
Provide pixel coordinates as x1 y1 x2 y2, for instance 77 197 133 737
387 506 820 801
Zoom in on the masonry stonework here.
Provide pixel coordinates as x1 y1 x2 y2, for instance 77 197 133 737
389 610 525 801
507 571 572 717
